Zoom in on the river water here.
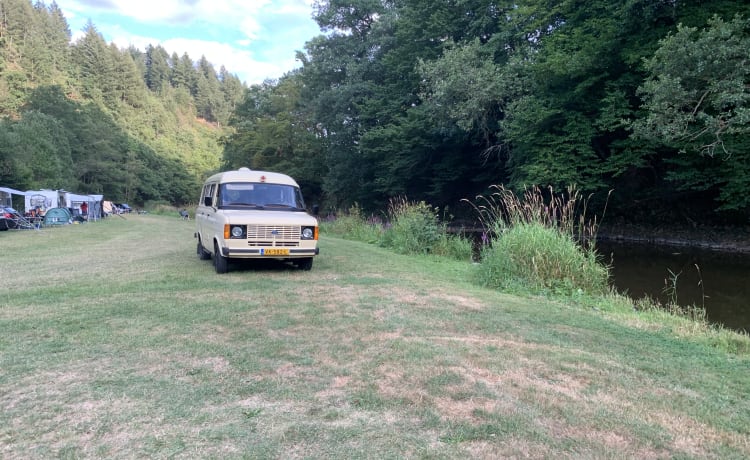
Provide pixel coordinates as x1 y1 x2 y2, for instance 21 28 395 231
596 242 750 333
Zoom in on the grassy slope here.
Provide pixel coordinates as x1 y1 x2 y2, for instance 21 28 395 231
0 215 748 459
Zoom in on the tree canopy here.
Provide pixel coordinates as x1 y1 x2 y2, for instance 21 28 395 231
224 0 749 222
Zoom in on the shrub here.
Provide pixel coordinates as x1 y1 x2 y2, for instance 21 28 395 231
322 199 473 261
320 204 383 244
380 198 442 254
468 185 610 296
379 198 472 261
477 222 608 295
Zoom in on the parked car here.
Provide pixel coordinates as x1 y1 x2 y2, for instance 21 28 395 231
195 167 319 273
115 203 132 213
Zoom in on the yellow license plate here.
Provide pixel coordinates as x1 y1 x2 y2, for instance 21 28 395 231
264 248 289 256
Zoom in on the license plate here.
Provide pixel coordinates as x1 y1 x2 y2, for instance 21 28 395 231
263 248 289 256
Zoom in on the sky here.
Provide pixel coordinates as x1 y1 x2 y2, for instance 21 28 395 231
49 0 324 85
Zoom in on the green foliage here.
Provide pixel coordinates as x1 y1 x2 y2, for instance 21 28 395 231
223 75 325 204
320 204 383 244
0 0 236 206
470 186 609 296
4 0 750 218
635 14 750 211
636 14 750 154
379 198 444 255
416 0 750 215
477 222 609 296
321 199 473 261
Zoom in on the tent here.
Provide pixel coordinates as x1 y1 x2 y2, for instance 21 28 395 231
67 193 102 220
24 190 105 221
43 207 73 226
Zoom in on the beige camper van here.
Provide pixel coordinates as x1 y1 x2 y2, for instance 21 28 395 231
195 167 319 273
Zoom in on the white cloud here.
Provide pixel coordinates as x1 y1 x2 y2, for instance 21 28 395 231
161 38 283 84
53 0 320 85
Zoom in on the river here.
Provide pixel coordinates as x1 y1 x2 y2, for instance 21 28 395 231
596 242 750 333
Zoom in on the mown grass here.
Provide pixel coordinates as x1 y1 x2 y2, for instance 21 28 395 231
1 215 749 458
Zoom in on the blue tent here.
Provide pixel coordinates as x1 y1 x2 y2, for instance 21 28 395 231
43 207 73 226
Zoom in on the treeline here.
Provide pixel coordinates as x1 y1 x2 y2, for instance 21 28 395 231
0 0 245 205
1 0 748 222
223 0 750 222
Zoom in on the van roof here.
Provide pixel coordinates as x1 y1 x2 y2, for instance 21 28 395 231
205 167 300 187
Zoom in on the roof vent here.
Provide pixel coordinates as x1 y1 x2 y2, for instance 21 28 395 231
238 167 251 172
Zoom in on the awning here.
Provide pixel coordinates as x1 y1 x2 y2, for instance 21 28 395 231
0 187 28 196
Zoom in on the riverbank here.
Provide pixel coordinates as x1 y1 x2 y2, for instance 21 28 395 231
597 221 750 254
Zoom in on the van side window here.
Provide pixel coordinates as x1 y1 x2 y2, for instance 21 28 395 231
201 183 216 206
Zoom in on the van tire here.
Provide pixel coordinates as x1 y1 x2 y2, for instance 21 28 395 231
296 257 313 271
197 239 211 260
214 242 229 274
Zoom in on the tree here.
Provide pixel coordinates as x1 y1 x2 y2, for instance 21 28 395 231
635 14 750 211
71 21 116 105
636 15 750 157
145 44 170 92
110 43 146 108
171 52 196 91
223 74 325 203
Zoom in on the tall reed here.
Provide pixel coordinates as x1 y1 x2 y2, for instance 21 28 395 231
466 185 610 295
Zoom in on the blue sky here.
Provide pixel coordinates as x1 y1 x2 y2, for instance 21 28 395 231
50 0 323 85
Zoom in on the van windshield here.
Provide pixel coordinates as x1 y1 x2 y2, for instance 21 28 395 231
218 182 306 210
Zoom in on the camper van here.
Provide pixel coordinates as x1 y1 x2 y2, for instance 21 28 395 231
195 167 319 273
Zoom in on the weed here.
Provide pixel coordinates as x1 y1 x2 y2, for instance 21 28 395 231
320 203 383 243
322 198 473 261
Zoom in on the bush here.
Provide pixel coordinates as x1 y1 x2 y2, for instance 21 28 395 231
321 199 473 261
477 222 608 295
379 198 472 261
469 185 610 296
320 204 383 244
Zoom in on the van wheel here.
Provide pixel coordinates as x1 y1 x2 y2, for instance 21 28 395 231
214 242 229 274
296 257 313 271
197 239 211 260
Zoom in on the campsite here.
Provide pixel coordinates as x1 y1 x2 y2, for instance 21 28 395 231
0 186 126 230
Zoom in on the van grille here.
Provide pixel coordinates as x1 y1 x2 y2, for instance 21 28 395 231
246 225 300 247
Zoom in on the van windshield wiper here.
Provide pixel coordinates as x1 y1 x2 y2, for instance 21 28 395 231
263 203 301 210
224 202 262 208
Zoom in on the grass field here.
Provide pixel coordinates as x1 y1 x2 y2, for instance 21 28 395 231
1 215 748 458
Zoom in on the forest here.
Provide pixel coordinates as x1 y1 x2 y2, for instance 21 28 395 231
2 0 749 224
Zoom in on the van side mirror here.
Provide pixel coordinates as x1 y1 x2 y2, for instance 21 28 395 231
312 204 320 216
204 196 213 207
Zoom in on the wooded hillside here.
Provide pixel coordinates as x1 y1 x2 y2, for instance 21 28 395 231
0 0 244 205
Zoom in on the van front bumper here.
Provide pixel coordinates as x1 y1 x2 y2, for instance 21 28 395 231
220 247 319 257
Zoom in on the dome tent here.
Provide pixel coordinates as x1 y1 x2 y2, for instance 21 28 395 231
43 207 73 226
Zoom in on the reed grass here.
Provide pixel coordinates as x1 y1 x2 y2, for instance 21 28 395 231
466 185 610 296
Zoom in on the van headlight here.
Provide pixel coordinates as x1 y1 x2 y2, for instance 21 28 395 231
301 226 315 240
230 225 246 238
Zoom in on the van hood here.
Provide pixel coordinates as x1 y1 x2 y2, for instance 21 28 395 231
222 209 318 226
